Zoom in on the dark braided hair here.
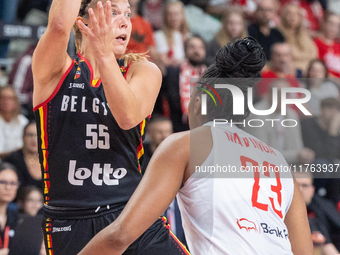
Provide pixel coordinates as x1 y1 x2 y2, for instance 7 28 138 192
196 37 266 122
203 37 265 79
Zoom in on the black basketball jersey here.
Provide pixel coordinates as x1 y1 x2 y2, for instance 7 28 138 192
34 53 147 213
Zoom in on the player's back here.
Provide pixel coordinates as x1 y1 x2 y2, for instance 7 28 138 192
177 122 294 255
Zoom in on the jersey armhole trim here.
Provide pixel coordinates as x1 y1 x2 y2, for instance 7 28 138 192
124 62 131 79
77 52 94 83
33 61 75 112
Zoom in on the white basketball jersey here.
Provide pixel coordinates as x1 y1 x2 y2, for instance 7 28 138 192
177 122 294 255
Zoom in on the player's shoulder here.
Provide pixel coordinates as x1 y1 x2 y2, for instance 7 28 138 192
167 126 211 143
129 59 161 75
190 125 212 139
156 126 212 157
155 131 188 155
162 130 190 148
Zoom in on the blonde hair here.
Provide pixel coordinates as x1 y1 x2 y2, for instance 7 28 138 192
162 1 189 49
73 0 98 52
73 0 147 66
216 8 248 48
280 4 314 51
0 86 21 120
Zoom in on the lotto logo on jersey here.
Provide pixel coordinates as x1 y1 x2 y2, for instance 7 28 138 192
68 160 127 186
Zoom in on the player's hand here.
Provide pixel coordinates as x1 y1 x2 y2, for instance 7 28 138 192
77 1 116 58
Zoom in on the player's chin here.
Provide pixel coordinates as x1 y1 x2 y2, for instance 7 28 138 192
113 46 127 59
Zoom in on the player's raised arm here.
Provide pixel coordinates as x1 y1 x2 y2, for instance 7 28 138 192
284 180 314 255
78 131 190 255
104 60 162 130
76 1 162 130
32 0 80 107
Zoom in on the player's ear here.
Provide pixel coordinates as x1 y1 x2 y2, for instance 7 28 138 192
193 96 201 115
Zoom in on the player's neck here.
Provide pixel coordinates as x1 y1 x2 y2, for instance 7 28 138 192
80 50 101 80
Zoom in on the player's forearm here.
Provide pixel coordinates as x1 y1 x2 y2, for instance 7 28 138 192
106 133 188 240
80 133 188 255
77 224 131 255
285 182 313 255
97 55 142 129
48 0 81 34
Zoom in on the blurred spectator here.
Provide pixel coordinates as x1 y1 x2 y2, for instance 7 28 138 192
206 0 258 19
8 44 36 119
328 0 340 15
262 43 296 78
0 87 28 159
281 0 324 31
314 12 340 78
258 43 300 98
16 0 51 22
7 0 49 59
141 0 165 31
244 79 315 165
300 97 340 199
143 115 173 172
0 0 20 58
279 4 318 75
301 98 340 164
179 35 207 128
0 0 19 23
0 162 20 254
304 59 339 116
248 0 284 60
295 171 340 254
161 35 207 132
17 186 43 216
206 7 248 66
5 122 41 190
319 0 327 10
184 1 222 43
230 0 258 17
126 0 158 62
154 1 189 71
325 177 340 219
